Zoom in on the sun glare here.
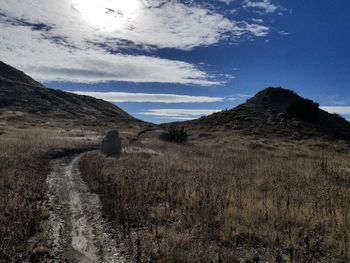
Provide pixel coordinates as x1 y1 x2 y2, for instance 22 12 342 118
71 0 140 31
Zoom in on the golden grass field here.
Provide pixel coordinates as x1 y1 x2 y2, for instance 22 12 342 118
0 125 101 261
0 123 349 262
80 133 350 262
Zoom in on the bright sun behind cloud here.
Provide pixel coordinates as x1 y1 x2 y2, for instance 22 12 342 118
71 0 140 31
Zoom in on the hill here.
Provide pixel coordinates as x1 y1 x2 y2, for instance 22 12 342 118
187 87 350 141
0 61 142 127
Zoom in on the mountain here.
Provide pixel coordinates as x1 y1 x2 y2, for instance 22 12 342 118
0 61 142 127
187 87 350 141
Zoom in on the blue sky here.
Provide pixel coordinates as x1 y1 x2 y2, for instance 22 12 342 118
0 0 349 123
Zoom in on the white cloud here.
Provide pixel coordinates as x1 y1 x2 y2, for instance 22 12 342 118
252 18 264 23
107 1 243 50
242 23 269 36
218 0 235 5
139 109 221 119
69 91 251 103
244 0 279 14
0 16 218 85
0 0 271 50
159 116 199 121
226 94 252 101
321 106 350 115
0 0 274 84
69 91 225 103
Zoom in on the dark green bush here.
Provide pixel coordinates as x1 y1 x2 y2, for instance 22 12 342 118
287 97 319 122
160 125 188 143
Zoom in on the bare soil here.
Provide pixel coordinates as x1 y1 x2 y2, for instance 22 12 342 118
46 154 128 262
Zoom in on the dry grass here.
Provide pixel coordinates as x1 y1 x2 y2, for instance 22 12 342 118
80 135 350 262
0 126 99 261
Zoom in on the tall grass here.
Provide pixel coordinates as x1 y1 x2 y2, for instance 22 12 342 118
80 138 350 262
0 128 97 261
0 137 49 261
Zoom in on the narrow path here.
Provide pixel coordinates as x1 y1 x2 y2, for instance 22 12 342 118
46 154 127 263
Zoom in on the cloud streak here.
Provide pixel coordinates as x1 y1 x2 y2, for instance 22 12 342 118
68 90 252 104
321 106 350 115
70 91 225 103
218 0 235 5
139 109 221 120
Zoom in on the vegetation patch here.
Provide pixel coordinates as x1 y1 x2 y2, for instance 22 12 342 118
0 128 97 261
79 138 350 262
287 97 320 122
159 125 188 143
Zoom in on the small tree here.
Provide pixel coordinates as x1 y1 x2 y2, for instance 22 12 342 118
160 125 188 143
287 97 319 122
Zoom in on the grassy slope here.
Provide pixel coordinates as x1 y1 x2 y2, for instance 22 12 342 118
0 61 146 129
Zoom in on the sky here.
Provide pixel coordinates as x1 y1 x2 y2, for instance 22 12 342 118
0 0 349 123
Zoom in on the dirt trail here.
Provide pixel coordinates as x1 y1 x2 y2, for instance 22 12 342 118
46 154 127 263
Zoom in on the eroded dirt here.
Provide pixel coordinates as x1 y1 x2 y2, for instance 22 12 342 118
46 154 127 262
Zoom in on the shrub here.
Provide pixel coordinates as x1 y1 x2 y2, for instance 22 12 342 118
287 97 319 122
101 129 121 157
160 125 188 143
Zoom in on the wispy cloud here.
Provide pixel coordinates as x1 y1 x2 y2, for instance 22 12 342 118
327 95 350 106
69 91 251 104
218 0 235 5
243 0 279 14
69 91 225 103
0 0 277 84
139 109 221 120
226 94 252 101
321 106 350 115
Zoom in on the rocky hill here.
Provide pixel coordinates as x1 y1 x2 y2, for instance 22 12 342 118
188 87 350 141
0 61 142 127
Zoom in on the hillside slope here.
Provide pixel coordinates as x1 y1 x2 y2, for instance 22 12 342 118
187 87 350 141
0 61 142 127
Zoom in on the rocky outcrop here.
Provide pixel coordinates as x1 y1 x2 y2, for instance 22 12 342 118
101 130 121 157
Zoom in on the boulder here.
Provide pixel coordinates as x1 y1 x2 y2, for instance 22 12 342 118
101 129 121 157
